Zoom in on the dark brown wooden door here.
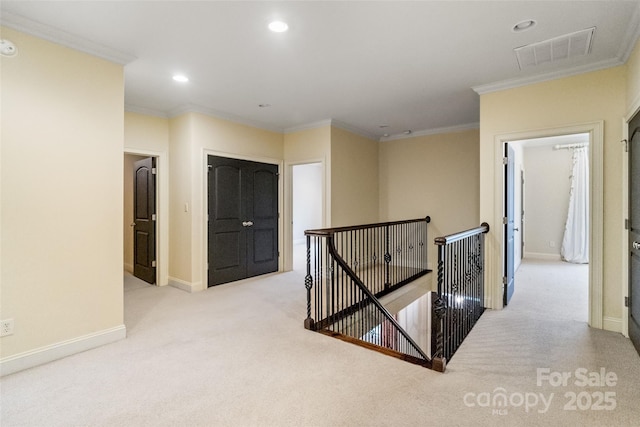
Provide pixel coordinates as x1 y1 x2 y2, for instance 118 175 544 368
133 157 156 284
208 156 278 286
504 144 515 305
629 111 640 356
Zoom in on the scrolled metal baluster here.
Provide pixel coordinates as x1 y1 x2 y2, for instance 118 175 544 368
304 235 315 330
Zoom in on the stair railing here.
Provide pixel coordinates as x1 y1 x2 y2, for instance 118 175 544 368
303 217 443 369
432 222 490 363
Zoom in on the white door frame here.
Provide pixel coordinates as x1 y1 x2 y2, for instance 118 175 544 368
123 148 169 287
492 121 604 328
201 149 284 290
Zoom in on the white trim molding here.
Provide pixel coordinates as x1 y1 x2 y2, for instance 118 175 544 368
603 317 623 334
473 59 623 95
168 277 199 293
524 252 562 261
0 325 126 377
380 122 480 142
168 104 283 134
0 11 136 65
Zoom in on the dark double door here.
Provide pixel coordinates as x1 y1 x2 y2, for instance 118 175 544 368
629 112 640 356
208 156 279 286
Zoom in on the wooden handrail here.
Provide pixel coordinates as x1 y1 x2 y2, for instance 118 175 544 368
434 222 489 246
305 216 430 236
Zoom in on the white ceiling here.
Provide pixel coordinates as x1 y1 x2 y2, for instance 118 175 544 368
2 1 639 140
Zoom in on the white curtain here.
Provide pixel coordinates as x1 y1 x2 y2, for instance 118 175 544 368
561 146 589 264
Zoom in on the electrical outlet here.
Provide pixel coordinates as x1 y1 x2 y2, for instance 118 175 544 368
1 319 14 337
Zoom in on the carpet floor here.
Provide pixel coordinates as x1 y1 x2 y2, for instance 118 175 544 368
1 260 639 426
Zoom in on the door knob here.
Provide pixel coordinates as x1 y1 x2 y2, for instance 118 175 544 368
514 228 519 231
130 222 136 227
242 221 254 227
633 241 640 250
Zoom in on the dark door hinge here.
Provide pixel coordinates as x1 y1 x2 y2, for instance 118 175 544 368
626 218 630 230
625 296 629 307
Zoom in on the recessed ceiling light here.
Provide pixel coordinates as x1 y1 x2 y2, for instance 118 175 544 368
172 74 189 83
268 21 289 33
379 124 389 128
403 130 412 135
258 103 271 108
512 19 537 32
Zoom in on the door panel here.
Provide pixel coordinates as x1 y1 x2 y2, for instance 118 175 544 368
215 165 242 219
247 165 279 277
208 156 278 286
133 157 156 284
209 158 247 285
629 111 640 355
504 144 515 305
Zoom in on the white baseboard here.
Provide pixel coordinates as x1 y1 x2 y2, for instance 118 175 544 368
524 252 562 261
169 276 201 293
0 324 126 377
603 316 622 333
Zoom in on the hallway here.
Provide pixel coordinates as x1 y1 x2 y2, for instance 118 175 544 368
1 261 638 426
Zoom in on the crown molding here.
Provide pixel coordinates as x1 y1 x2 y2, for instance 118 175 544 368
0 11 136 65
168 104 283 133
379 122 480 142
125 104 168 119
330 120 378 141
619 2 640 63
472 57 623 95
285 119 377 141
283 120 333 134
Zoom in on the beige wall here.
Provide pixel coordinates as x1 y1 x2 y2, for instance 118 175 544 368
522 145 573 258
331 127 379 227
627 39 640 113
479 66 626 326
1 28 125 358
168 114 195 285
379 129 480 270
124 112 170 152
284 126 331 163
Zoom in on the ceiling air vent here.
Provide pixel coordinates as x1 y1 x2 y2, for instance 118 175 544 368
514 27 595 70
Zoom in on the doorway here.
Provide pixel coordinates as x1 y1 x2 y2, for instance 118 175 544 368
124 154 157 285
505 133 590 317
207 155 279 286
292 163 323 272
627 110 640 355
